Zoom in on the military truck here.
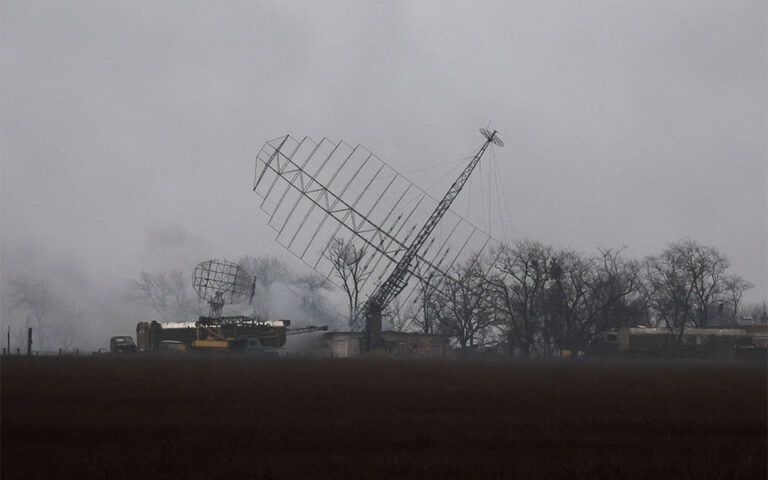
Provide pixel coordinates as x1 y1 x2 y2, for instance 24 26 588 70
109 336 137 353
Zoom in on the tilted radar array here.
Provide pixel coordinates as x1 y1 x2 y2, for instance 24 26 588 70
252 130 506 323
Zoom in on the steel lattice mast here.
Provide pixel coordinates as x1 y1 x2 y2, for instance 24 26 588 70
363 129 503 345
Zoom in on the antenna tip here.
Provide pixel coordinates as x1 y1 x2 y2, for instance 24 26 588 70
479 128 504 147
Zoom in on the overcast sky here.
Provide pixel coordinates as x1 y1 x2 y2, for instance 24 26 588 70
2 1 766 302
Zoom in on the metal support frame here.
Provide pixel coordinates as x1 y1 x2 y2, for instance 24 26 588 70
253 130 506 343
362 130 503 315
285 325 330 336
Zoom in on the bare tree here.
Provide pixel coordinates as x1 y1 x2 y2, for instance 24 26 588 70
8 276 51 350
488 245 645 356
643 240 747 337
410 273 442 334
48 302 84 350
437 258 498 349
239 256 290 288
542 249 592 354
238 255 290 319
577 249 644 344
545 248 646 354
324 237 371 329
128 269 196 323
7 275 91 351
489 240 553 356
739 302 768 325
686 243 730 328
293 273 335 324
385 297 418 332
644 252 694 337
723 275 752 324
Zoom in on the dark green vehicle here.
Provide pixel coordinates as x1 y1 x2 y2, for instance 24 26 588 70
109 336 137 353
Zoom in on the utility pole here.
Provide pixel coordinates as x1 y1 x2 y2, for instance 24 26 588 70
27 327 33 355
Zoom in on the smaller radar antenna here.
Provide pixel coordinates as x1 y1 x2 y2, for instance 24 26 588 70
479 128 504 147
192 259 252 319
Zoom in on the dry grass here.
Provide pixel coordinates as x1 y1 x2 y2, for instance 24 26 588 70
2 356 765 479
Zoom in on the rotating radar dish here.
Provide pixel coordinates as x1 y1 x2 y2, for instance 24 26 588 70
192 259 252 306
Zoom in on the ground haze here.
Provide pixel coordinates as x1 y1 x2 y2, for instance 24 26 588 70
2 357 765 479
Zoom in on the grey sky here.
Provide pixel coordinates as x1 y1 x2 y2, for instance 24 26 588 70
2 1 766 302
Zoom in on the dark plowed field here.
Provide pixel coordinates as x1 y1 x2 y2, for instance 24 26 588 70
2 357 765 479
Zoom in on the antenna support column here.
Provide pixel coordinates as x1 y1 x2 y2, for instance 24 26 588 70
365 305 383 352
361 128 504 326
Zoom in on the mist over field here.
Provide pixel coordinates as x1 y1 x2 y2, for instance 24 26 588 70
1 1 766 352
0 227 347 352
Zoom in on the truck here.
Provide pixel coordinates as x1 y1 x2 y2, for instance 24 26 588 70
109 336 137 353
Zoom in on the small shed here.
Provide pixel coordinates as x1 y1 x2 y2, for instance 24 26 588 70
616 327 752 357
741 324 768 347
326 332 365 358
380 331 449 358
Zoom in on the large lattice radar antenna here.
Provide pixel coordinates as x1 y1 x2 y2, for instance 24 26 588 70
480 128 504 147
252 127 509 344
192 259 252 318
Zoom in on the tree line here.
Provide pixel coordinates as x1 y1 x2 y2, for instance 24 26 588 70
329 238 763 356
7 239 760 354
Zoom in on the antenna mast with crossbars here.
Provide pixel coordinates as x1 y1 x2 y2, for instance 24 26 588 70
362 129 503 349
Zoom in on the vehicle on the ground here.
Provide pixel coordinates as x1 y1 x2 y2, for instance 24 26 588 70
159 340 184 352
246 338 280 358
109 336 137 353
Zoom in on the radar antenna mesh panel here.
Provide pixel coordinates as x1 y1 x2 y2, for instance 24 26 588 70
192 259 252 305
252 134 505 310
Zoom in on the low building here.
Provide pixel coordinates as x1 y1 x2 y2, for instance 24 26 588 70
590 326 754 358
742 324 768 347
324 331 449 359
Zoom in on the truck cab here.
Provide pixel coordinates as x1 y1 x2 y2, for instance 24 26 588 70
109 336 137 353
